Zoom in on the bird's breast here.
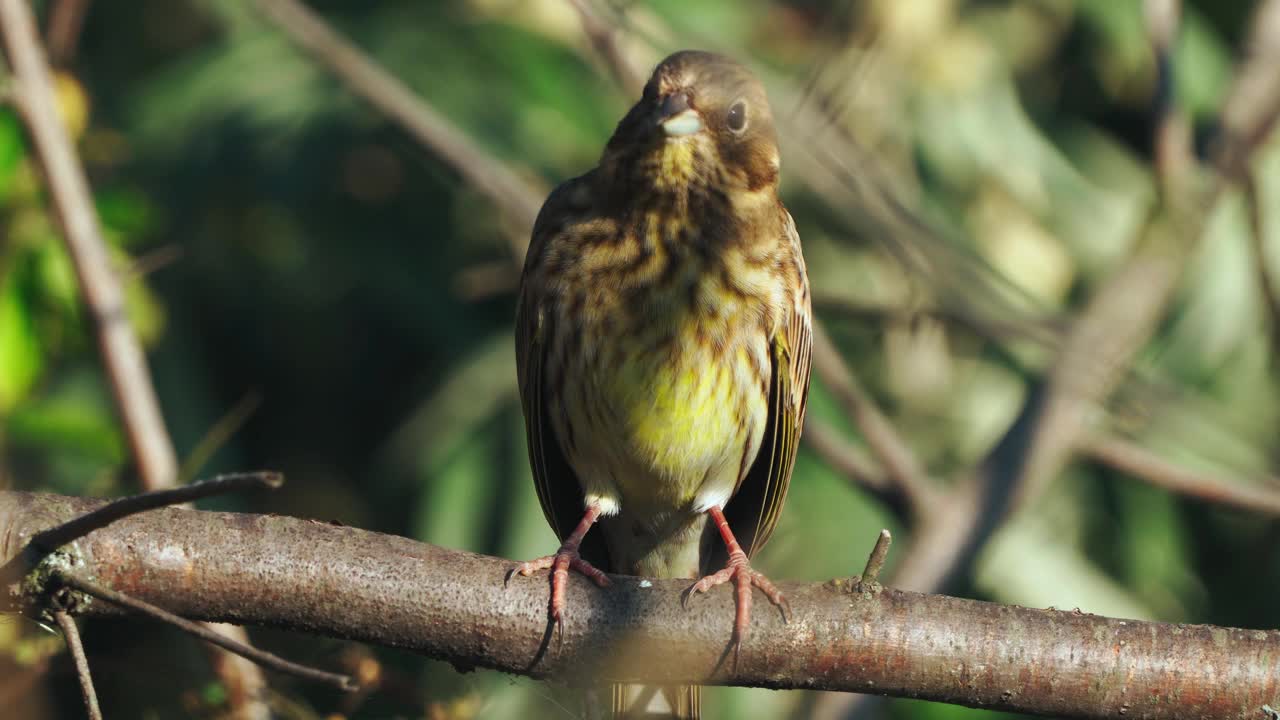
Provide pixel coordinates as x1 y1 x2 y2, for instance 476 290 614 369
557 249 775 509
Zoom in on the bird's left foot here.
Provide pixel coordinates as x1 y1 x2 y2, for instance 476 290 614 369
684 505 790 656
686 548 790 647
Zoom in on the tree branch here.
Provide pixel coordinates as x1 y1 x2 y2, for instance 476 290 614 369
2 490 1277 720
1082 435 1280 516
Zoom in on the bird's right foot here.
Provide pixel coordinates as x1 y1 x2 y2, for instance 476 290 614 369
509 547 610 623
507 503 609 624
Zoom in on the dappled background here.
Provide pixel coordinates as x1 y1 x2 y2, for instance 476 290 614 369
3 0 1279 718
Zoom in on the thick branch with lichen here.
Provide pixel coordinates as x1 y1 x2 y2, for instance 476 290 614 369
2 490 1276 720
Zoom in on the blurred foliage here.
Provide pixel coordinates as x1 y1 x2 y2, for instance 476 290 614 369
2 1 1279 718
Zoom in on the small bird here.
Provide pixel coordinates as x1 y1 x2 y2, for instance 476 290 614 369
513 50 811 719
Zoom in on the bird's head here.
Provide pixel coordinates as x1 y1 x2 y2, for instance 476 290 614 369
602 51 781 198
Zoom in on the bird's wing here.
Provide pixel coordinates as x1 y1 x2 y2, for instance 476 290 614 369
721 209 812 560
515 175 612 569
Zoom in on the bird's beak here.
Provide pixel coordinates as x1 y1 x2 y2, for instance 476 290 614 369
658 91 702 137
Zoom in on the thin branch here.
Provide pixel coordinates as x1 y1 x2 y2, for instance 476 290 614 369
252 0 544 260
32 472 283 552
1082 435 1280 515
564 0 643 97
54 571 357 692
811 323 937 519
1212 0 1280 179
177 394 264 484
123 243 184 280
1 490 1276 719
0 0 179 494
52 609 102 720
801 418 886 496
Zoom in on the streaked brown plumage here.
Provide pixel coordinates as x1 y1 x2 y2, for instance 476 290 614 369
513 50 811 719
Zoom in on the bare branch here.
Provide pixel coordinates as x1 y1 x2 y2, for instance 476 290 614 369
0 0 179 494
178 394 264 484
2 491 1277 719
52 609 102 720
1082 435 1280 516
1213 0 1280 178
252 0 545 260
55 571 357 692
801 419 887 496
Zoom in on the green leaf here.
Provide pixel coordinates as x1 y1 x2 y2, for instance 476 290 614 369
96 187 156 247
0 264 41 411
0 112 26 198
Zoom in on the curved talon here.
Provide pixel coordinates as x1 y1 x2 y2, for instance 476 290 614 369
506 504 608 626
509 547 609 625
687 545 789 652
691 506 790 650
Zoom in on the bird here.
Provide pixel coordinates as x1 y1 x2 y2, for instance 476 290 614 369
512 49 811 719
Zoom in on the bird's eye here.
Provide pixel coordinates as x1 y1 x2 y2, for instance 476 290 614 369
726 100 748 133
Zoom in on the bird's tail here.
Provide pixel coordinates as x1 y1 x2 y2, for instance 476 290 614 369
610 683 700 719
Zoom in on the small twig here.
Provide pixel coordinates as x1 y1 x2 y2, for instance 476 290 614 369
564 0 643 97
802 418 885 493
123 243 185 280
55 571 357 692
803 418 920 521
252 0 544 261
1211 0 1280 179
52 609 102 720
1082 435 1280 516
811 323 937 519
33 472 283 552
177 393 264 484
859 530 892 586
